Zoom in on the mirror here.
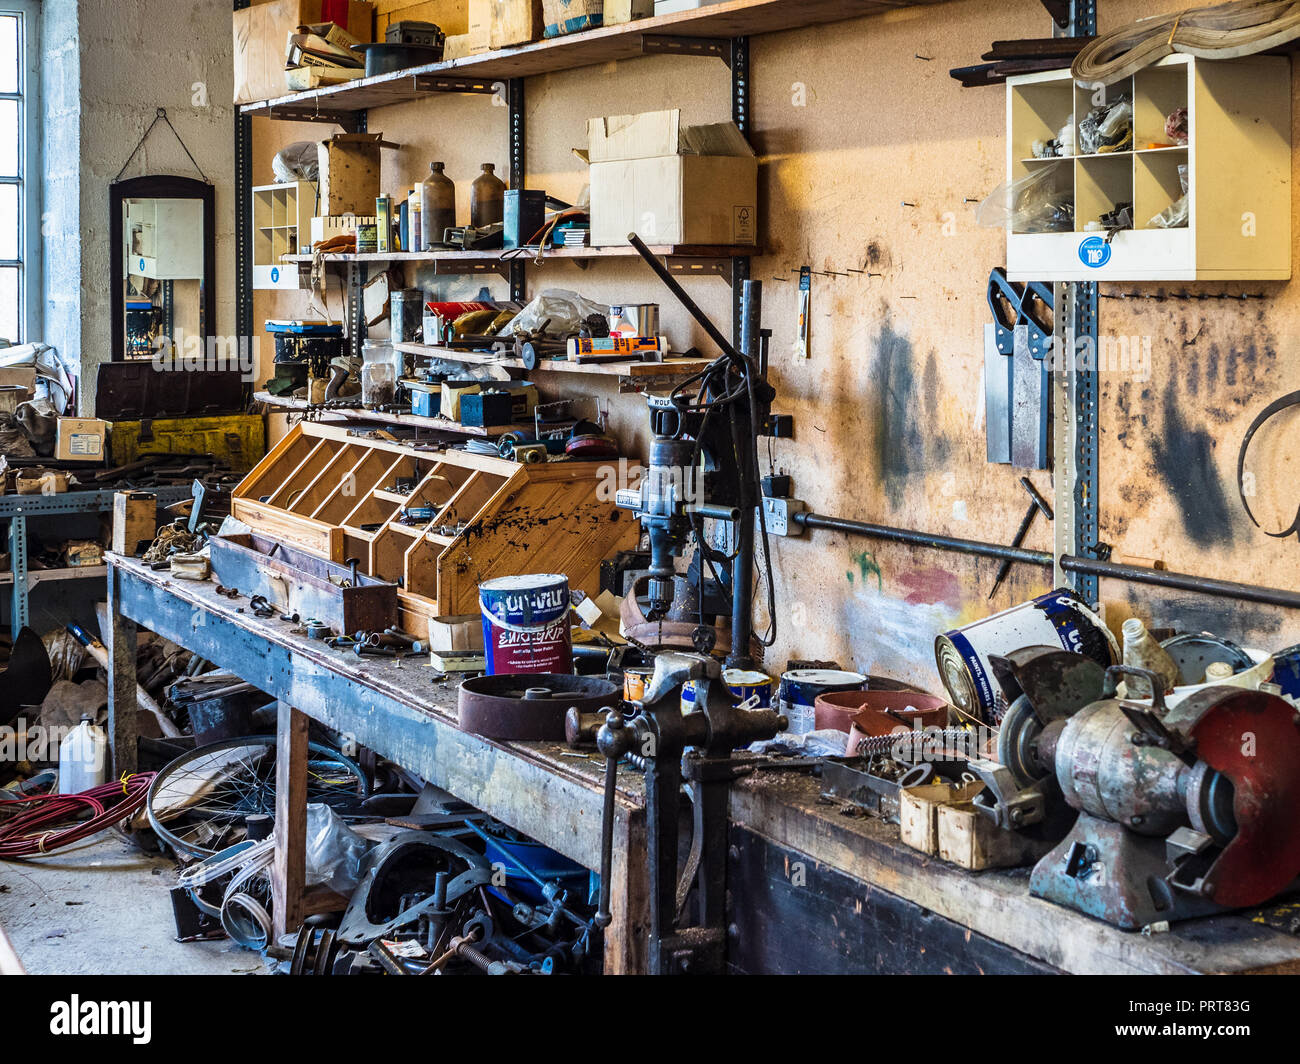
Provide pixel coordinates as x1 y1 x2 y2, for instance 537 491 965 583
110 175 215 362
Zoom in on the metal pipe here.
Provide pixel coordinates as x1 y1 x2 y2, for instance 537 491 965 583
793 511 1300 611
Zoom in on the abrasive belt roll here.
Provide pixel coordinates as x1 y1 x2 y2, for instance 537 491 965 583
1072 0 1300 86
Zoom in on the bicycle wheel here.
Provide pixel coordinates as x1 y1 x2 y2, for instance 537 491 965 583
146 735 369 859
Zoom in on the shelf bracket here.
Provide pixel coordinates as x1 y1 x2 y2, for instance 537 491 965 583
640 34 734 66
410 74 501 95
667 258 731 284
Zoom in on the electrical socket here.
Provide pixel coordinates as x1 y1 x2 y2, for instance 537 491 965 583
761 496 805 536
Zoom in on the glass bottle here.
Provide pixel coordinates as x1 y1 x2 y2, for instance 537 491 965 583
470 163 506 228
420 162 456 249
1121 618 1181 698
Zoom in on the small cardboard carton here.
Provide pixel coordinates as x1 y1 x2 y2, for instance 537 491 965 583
587 109 757 247
56 418 108 462
489 0 542 47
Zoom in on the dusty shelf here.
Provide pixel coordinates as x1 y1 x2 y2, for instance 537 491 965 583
240 0 940 123
393 342 715 379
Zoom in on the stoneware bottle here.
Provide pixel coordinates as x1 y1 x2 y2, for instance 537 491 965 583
420 162 456 249
470 163 506 228
1121 617 1181 697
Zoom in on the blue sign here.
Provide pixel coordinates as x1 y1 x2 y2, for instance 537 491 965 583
1078 236 1111 269
270 267 280 284
138 257 146 272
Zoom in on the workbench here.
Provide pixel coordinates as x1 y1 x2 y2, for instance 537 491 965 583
104 555 1300 975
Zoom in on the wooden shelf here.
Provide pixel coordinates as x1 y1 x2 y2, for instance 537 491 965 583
240 0 938 123
0 565 107 587
283 244 757 266
394 342 715 379
254 391 521 437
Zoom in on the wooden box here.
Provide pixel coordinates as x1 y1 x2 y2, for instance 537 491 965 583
899 781 985 857
1005 55 1291 281
112 492 158 556
489 0 542 48
231 422 639 633
936 802 1056 871
234 0 375 105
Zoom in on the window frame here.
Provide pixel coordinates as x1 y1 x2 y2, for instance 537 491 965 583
0 1 40 344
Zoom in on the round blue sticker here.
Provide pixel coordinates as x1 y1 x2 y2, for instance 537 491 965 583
138 257 146 272
271 267 280 284
1078 236 1111 269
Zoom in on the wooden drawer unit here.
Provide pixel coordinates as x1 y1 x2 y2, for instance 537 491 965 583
231 422 639 631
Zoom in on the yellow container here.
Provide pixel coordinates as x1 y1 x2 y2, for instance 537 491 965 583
109 415 266 471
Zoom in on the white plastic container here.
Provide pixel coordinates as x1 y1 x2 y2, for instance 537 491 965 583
58 716 107 795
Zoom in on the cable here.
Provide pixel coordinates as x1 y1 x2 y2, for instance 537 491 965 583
0 774 156 859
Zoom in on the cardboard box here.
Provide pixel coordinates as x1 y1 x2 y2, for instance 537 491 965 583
587 109 757 247
318 134 398 216
0 366 35 401
898 781 985 856
234 0 375 105
56 417 108 462
375 0 469 35
541 0 601 37
603 0 651 24
489 0 542 47
442 0 489 55
426 614 484 652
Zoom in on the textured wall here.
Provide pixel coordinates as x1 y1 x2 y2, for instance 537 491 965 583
42 0 236 414
254 0 1300 693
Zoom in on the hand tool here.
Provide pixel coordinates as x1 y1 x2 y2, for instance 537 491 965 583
988 477 1055 600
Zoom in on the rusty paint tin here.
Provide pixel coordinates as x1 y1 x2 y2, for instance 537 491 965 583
681 670 775 714
479 574 572 676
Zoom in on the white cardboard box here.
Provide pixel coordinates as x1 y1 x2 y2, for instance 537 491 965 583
587 109 757 247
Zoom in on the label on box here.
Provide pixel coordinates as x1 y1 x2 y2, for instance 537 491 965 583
69 433 103 457
733 205 756 244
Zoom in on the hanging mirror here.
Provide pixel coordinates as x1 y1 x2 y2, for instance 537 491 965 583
110 174 215 362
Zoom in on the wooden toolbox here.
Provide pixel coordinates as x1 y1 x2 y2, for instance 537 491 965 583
231 422 639 632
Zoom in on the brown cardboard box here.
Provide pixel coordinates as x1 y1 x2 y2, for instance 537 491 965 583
55 418 108 462
587 109 757 247
234 0 375 105
375 0 468 35
318 133 399 216
0 366 36 400
489 0 542 47
112 492 158 557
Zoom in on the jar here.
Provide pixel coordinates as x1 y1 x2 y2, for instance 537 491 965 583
420 162 456 249
470 163 506 227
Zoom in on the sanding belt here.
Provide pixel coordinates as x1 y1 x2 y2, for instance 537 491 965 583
1237 390 1300 540
1072 0 1300 86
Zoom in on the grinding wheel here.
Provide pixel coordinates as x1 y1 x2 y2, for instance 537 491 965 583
458 674 620 741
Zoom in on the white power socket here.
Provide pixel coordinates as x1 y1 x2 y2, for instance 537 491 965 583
760 496 805 536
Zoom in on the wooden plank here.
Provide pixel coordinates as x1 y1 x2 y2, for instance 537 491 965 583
395 341 716 378
272 702 309 946
287 244 757 264
104 566 139 776
242 0 941 120
731 772 1300 975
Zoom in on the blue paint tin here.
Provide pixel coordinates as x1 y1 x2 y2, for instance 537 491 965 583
1273 644 1300 701
479 574 572 676
778 669 867 735
935 588 1116 725
681 669 776 714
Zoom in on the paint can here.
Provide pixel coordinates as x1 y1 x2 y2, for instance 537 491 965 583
680 670 776 714
1273 645 1300 703
778 669 868 735
935 588 1117 725
623 665 654 703
479 574 572 676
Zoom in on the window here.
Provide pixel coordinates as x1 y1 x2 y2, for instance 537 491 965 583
0 2 38 344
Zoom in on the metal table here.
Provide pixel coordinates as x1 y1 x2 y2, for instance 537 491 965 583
1 486 191 630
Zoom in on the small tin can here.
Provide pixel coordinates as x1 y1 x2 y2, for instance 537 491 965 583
935 588 1117 725
623 665 654 703
356 223 378 254
680 670 776 715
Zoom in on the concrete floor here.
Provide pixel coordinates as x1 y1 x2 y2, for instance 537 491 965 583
0 833 268 975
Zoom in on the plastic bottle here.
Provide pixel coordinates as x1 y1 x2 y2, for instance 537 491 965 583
420 162 456 250
58 716 107 795
1121 618 1181 698
470 163 505 228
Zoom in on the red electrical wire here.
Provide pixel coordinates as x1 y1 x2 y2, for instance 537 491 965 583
0 773 156 859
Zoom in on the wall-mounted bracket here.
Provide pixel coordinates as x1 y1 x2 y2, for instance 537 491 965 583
640 34 734 66
667 258 732 284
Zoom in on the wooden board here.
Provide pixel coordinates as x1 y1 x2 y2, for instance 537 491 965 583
395 341 716 378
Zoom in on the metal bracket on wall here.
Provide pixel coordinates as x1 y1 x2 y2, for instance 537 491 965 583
670 258 732 283
640 34 735 66
508 78 526 304
731 36 751 347
234 1 254 356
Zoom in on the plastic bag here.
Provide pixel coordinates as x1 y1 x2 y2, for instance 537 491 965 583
501 289 608 338
1079 94 1132 155
304 803 370 895
977 166 1074 234
272 142 320 184
1149 164 1190 230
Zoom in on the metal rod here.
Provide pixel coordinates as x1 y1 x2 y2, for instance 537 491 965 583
793 511 1300 611
626 233 741 362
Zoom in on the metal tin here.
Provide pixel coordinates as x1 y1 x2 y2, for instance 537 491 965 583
356 223 378 254
479 574 572 676
623 665 654 703
935 588 1116 725
680 670 776 715
778 669 867 735
1273 644 1300 702
390 289 424 345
